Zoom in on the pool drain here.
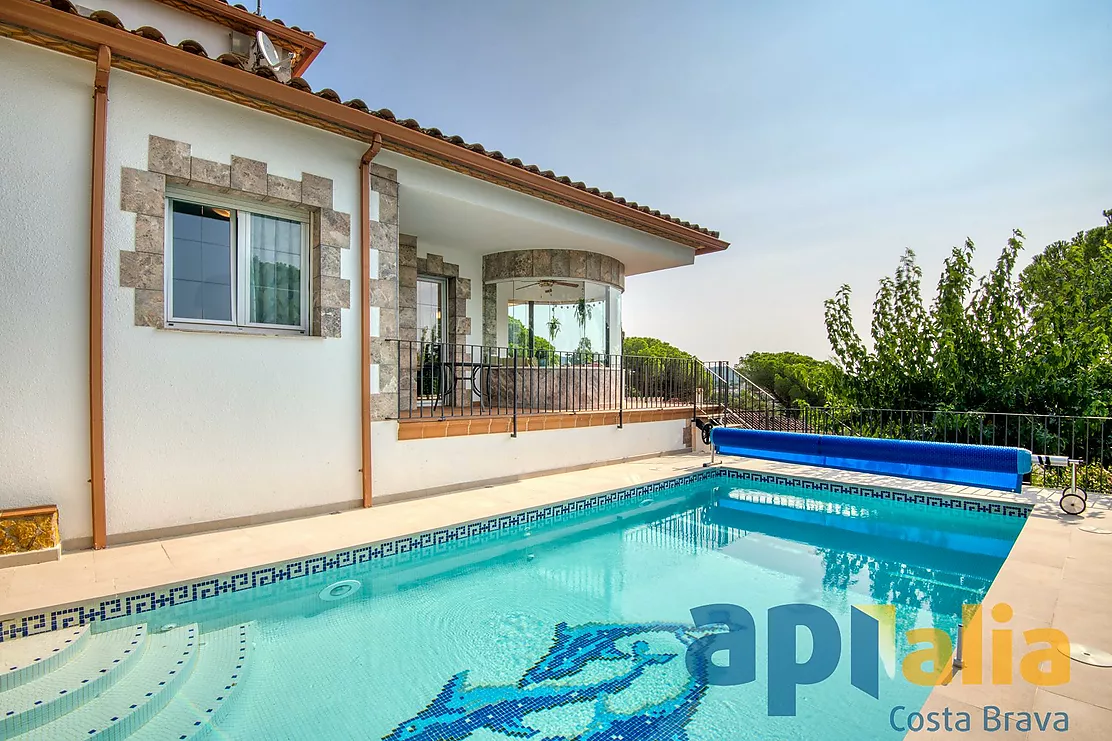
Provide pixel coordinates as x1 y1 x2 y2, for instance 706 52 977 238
319 579 362 602
1056 642 1112 667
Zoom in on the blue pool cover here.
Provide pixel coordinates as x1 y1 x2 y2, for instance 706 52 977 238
710 428 1033 492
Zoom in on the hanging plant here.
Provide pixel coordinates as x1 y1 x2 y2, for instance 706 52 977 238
574 298 593 329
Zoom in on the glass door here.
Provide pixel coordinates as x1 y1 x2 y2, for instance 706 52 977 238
416 276 448 399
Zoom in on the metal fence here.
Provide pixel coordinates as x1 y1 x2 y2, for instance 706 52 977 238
392 340 715 427
390 340 1110 492
765 406 1112 493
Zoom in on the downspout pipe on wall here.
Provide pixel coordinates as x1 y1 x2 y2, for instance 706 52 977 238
90 45 111 550
359 133 383 508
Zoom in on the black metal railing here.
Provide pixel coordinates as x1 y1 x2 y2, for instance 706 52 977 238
773 406 1111 492
392 340 719 429
390 340 1110 492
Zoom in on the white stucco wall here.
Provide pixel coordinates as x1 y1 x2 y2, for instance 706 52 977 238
370 419 688 499
0 40 94 542
100 70 368 537
1 36 695 546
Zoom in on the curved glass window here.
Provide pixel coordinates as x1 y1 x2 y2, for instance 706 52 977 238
505 279 621 360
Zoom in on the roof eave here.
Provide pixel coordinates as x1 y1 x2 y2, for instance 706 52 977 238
150 0 325 75
2 1 728 253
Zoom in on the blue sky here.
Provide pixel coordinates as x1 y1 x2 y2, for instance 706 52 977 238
264 0 1111 361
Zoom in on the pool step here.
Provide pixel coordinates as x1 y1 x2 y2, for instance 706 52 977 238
0 626 90 692
128 623 253 741
0 624 148 738
16 624 199 740
0 622 254 740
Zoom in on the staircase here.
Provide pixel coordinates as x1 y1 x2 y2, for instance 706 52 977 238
0 621 252 740
698 362 810 433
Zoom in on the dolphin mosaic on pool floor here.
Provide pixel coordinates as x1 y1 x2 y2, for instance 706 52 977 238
382 622 709 741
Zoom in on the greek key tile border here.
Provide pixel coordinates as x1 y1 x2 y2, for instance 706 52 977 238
0 467 1028 642
715 468 1032 519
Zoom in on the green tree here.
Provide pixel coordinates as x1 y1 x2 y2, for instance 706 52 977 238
508 315 556 360
823 210 1111 416
623 336 697 360
1019 211 1112 415
736 351 834 407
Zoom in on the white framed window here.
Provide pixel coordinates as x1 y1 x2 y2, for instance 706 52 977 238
165 189 310 334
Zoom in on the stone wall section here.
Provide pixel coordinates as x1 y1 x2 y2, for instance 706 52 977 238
482 283 498 348
368 163 400 420
481 249 625 291
119 135 352 337
396 241 472 345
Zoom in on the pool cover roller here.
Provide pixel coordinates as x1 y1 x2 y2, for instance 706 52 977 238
710 428 1032 493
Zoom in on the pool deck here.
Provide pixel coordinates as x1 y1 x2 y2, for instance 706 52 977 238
1 453 1109 738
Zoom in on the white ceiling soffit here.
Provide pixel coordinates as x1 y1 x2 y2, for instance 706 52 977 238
376 151 695 277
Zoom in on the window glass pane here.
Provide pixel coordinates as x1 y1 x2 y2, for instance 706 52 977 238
249 212 303 327
170 201 232 322
416 277 446 343
172 279 202 319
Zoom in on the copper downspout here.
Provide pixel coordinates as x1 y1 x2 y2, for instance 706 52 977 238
359 133 383 508
90 45 111 549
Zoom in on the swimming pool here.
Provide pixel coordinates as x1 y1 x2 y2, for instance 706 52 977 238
2 471 1026 740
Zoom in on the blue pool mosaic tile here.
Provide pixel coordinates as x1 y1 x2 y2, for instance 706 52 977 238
0 467 1029 642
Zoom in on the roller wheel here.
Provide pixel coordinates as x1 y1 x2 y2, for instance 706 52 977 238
1060 491 1087 515
701 423 715 446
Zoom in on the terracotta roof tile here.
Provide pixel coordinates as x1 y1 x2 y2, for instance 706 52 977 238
216 51 246 68
47 0 77 13
133 25 167 43
287 76 312 92
177 38 207 56
29 0 721 239
89 9 124 29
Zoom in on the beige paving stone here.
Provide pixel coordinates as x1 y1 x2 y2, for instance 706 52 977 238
1032 687 1112 737
1038 657 1112 712
983 559 1062 623
1062 554 1112 587
932 611 1048 713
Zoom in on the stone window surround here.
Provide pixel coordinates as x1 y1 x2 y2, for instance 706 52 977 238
397 236 473 346
118 135 353 338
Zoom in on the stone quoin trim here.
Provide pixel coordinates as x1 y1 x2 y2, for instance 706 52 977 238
367 163 399 421
118 135 353 337
397 243 473 345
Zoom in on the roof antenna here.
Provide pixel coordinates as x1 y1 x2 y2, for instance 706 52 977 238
256 1 262 15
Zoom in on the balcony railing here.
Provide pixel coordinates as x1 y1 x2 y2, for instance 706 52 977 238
392 340 720 431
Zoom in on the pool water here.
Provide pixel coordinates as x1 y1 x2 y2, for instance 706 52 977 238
139 478 1025 740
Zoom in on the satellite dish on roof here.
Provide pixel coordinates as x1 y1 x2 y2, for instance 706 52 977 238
255 30 281 68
